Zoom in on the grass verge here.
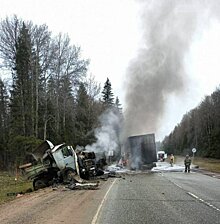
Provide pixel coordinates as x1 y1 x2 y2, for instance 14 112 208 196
193 157 220 173
0 171 33 204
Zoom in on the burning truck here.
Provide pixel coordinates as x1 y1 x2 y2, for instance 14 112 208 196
19 140 105 190
126 133 157 170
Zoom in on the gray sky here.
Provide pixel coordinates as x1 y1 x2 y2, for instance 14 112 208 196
1 0 220 141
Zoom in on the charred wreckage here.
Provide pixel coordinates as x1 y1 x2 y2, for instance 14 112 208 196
19 140 107 191
19 133 157 191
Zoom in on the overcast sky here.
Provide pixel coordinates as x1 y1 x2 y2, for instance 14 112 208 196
1 0 220 141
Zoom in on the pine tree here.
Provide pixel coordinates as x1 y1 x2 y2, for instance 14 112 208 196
10 22 32 136
115 96 122 113
0 79 9 168
0 79 9 143
102 78 114 107
75 83 96 146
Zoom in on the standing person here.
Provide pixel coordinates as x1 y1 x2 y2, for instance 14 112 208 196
184 154 192 173
170 154 174 167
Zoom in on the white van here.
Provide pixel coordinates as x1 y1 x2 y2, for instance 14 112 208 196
157 151 167 162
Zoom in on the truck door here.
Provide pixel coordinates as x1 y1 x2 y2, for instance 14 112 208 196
52 145 77 171
61 146 76 170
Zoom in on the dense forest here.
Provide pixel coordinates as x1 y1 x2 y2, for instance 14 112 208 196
162 87 220 159
0 15 122 170
1 15 219 171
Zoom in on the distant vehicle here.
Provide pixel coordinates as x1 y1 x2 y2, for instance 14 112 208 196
157 151 167 162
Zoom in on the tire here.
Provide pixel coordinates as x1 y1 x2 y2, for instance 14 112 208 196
65 169 76 183
33 179 47 191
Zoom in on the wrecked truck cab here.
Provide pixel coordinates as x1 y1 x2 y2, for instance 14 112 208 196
51 144 80 182
19 141 79 190
52 144 76 170
20 141 103 190
76 151 98 179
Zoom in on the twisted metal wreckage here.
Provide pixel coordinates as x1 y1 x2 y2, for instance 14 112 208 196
19 140 107 191
19 133 157 191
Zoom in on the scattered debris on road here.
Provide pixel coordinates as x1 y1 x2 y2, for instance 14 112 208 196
66 182 99 190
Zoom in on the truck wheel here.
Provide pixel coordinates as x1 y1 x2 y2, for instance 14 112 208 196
33 179 47 191
65 170 76 183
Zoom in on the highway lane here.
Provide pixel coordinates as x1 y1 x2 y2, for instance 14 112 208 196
95 171 220 224
163 171 220 211
0 163 219 224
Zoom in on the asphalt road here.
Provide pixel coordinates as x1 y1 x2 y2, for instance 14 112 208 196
1 163 220 224
95 168 220 224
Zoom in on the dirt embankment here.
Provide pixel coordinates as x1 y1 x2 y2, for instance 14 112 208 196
0 179 114 224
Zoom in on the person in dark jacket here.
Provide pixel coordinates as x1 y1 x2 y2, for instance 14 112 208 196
184 154 191 173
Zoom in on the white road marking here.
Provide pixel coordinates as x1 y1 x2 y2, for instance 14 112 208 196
91 178 117 224
164 175 220 212
171 181 183 189
165 177 183 189
187 192 199 199
187 192 220 212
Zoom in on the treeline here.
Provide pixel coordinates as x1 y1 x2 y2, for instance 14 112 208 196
0 15 122 169
162 87 220 159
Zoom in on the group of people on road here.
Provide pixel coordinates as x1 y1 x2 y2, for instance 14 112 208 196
169 153 192 172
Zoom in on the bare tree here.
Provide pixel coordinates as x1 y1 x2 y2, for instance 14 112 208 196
46 33 88 140
30 23 52 138
0 15 23 70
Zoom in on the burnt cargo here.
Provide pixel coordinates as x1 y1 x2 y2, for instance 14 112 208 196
128 133 157 170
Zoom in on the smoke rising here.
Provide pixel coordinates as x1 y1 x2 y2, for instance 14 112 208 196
85 109 122 156
124 0 218 139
